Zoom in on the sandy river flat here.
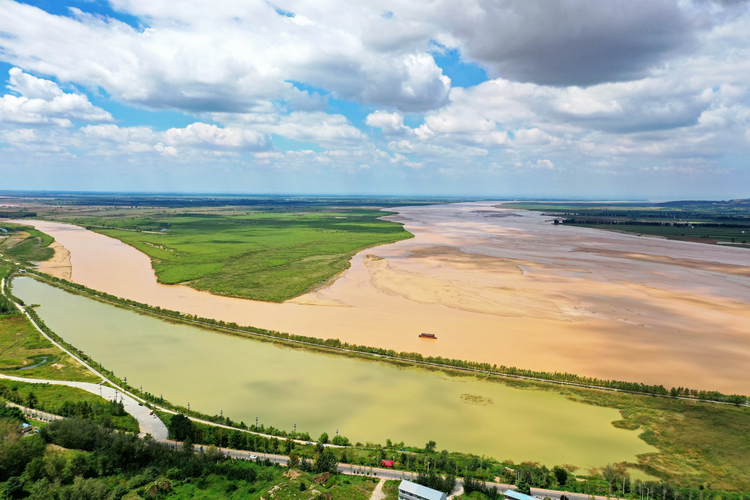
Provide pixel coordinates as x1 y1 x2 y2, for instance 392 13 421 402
12 202 750 394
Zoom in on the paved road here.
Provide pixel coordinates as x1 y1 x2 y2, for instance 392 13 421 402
530 487 617 500
6 401 63 423
0 373 168 440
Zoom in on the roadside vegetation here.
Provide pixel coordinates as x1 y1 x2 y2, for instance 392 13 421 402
0 259 99 383
503 199 750 248
59 208 412 301
0 414 378 500
0 379 138 433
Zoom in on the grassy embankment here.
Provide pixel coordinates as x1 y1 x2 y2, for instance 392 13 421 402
62 209 413 301
502 200 750 248
0 235 98 383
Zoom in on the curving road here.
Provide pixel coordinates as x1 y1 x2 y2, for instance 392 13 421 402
0 373 168 439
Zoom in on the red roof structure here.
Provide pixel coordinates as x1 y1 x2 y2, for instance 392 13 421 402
382 460 395 468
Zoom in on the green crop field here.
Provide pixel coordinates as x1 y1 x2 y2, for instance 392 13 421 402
63 209 413 301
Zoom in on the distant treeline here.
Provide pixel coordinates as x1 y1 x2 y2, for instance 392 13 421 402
562 219 750 228
16 271 749 407
1 194 456 209
0 212 36 218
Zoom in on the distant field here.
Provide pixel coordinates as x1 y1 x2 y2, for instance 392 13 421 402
61 209 413 301
503 200 750 248
0 223 55 264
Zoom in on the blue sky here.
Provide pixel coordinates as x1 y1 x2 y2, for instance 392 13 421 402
1 0 749 198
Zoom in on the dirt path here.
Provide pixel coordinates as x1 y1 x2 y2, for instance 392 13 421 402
370 478 386 500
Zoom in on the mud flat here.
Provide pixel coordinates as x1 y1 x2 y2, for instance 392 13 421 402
13 202 750 394
35 241 72 280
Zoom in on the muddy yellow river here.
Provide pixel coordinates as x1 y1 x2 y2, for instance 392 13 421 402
14 276 655 468
15 202 750 393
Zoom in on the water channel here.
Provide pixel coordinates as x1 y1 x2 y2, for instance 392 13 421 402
13 277 656 468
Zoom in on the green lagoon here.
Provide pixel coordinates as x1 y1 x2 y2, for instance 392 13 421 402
13 277 655 467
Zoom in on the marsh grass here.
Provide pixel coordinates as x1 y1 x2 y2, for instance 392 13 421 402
65 209 412 301
503 380 750 491
0 314 98 383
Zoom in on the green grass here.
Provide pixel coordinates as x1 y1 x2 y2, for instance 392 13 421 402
0 379 138 432
162 469 378 500
383 479 400 500
0 223 55 264
63 209 413 301
0 314 99 382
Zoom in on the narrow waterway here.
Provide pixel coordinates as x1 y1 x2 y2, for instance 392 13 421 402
13 276 656 468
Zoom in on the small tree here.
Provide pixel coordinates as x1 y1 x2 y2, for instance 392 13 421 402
553 466 569 486
314 448 338 474
318 432 329 444
425 440 437 453
168 414 193 441
26 392 38 409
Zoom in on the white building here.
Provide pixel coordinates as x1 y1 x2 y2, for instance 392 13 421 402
398 480 447 500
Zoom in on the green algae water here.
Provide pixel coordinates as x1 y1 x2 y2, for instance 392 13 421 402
14 277 655 467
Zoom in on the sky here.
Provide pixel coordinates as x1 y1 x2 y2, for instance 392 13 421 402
0 0 749 198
